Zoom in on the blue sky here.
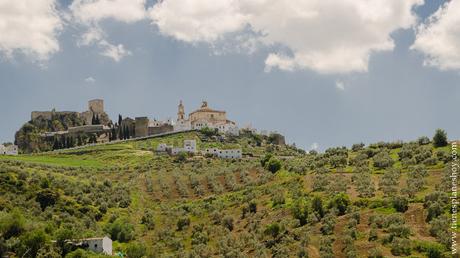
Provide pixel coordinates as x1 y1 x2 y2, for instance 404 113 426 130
0 0 458 151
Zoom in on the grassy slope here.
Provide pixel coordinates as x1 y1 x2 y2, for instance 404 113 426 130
0 132 454 257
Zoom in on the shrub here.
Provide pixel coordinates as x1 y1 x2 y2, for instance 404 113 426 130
311 196 324 218
141 209 155 230
392 196 409 212
433 129 448 147
0 209 26 239
391 237 411 256
264 223 281 238
272 191 285 207
328 193 350 216
35 189 59 211
177 217 190 231
125 242 147 258
351 143 365 151
222 216 234 231
417 136 430 145
372 151 394 169
368 247 383 258
265 157 282 173
105 218 135 242
292 198 309 226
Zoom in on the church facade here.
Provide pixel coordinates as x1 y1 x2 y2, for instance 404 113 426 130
174 100 238 135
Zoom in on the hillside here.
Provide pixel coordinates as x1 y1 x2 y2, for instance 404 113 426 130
0 131 456 258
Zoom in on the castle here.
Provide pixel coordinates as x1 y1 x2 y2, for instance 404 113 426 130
32 99 109 126
33 99 239 141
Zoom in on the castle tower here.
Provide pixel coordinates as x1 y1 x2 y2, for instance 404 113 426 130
177 100 185 121
88 99 104 114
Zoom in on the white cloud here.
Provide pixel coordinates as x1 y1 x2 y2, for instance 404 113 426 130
0 0 62 60
149 0 423 74
335 80 345 91
85 76 96 83
70 0 146 62
310 142 319 151
99 41 131 62
411 1 460 71
70 0 146 24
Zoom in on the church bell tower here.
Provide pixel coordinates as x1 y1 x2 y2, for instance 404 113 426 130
177 100 185 120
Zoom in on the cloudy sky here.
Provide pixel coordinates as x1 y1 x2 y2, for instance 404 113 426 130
0 0 459 151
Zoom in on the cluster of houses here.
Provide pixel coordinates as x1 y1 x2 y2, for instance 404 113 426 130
156 139 242 159
0 144 18 155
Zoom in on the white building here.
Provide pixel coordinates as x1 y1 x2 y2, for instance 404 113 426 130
160 140 197 155
0 144 18 155
156 143 171 152
81 237 112 255
183 140 197 152
202 147 242 159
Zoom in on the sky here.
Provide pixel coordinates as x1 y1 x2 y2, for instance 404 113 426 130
0 0 459 151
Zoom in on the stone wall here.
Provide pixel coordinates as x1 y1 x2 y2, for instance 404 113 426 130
148 124 174 135
135 117 149 137
88 99 104 114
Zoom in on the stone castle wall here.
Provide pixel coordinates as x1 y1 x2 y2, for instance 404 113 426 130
135 117 149 137
89 99 104 114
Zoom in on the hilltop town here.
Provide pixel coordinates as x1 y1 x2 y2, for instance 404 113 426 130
10 99 284 154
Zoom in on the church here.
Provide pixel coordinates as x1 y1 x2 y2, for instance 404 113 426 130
174 100 239 135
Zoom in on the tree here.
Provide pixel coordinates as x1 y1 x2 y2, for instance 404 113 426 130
125 242 147 258
372 151 394 169
328 193 350 216
292 198 309 226
265 157 282 173
392 196 409 212
311 196 324 218
0 209 26 239
379 168 401 197
36 189 59 211
19 229 48 258
433 129 447 147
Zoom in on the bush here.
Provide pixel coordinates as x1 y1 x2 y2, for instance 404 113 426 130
372 151 394 169
265 157 282 173
0 209 26 239
368 247 383 258
391 237 411 256
433 129 448 147
417 136 430 145
292 198 309 226
141 209 155 230
177 217 190 231
328 193 350 216
264 223 281 238
104 218 135 242
392 196 409 212
222 216 234 231
272 191 285 206
125 242 147 258
311 196 324 218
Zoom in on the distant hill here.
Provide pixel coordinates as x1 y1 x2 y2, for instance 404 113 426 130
0 131 455 257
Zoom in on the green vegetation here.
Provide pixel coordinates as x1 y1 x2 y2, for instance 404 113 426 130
0 129 455 257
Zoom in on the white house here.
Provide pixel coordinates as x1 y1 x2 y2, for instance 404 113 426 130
162 140 197 155
202 147 242 159
0 144 18 155
81 236 112 255
183 140 196 153
156 143 171 152
217 149 242 159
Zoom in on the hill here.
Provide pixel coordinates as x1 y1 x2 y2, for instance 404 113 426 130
0 131 456 258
